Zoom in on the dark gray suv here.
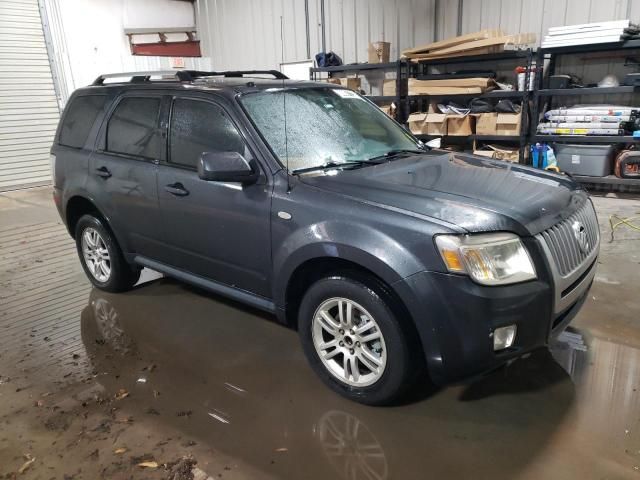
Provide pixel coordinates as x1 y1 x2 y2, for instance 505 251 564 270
51 70 599 405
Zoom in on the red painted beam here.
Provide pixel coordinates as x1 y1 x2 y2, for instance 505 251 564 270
131 40 201 57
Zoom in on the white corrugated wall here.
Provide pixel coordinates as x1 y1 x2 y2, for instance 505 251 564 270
196 0 640 82
196 0 439 70
42 0 207 108
0 0 60 192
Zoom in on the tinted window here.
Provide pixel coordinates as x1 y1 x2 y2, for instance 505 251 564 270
169 98 245 169
107 97 161 159
59 95 107 148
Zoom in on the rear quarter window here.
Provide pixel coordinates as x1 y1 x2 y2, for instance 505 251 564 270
58 95 108 148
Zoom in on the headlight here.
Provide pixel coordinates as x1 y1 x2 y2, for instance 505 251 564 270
435 233 536 285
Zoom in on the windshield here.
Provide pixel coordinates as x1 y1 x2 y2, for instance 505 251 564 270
239 87 420 172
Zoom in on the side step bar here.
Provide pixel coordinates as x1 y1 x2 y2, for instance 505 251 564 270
134 256 276 314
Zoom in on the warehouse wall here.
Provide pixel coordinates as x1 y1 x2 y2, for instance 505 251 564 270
0 0 60 191
42 0 206 106
456 0 636 41
195 0 639 70
196 0 440 70
40 0 640 102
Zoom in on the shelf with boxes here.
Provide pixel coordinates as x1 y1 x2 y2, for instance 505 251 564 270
404 49 535 163
309 60 407 121
532 38 640 189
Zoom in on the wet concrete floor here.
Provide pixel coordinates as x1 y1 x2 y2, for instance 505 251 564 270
1 187 640 479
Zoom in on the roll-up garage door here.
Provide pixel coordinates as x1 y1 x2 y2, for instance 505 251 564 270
0 0 60 191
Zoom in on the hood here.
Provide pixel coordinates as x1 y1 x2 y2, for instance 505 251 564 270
299 151 588 236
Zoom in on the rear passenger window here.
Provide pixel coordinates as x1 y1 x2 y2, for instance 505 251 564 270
107 97 161 159
59 95 107 148
169 98 245 169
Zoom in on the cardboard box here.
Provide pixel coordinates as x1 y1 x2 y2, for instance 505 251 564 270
368 41 390 63
493 147 519 162
425 113 448 135
382 79 397 96
408 78 485 95
473 149 497 158
447 114 474 136
402 29 504 56
409 77 493 89
407 113 427 134
475 113 498 135
379 104 396 118
411 86 483 95
403 32 536 60
474 146 519 162
495 112 521 136
326 77 361 91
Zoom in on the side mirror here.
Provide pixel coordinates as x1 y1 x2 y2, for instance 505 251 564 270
197 151 259 184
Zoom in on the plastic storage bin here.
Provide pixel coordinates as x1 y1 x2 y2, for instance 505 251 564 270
553 143 614 177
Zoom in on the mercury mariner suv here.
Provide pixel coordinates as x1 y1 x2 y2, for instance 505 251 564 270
51 70 599 405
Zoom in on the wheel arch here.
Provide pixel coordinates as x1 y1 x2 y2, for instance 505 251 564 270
64 195 128 256
65 195 104 239
282 256 403 327
283 254 429 386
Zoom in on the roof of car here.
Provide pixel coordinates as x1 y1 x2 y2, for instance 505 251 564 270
83 70 332 95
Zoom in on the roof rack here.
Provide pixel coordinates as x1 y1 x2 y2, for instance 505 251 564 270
92 71 182 86
184 70 288 80
91 69 288 86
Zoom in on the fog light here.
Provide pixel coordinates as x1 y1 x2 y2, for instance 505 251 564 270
493 325 517 351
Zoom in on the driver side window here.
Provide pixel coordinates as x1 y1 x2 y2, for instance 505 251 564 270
169 98 246 169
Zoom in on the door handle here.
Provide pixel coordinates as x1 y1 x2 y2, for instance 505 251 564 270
95 166 112 178
165 182 189 196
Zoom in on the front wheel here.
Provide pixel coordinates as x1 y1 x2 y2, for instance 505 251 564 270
75 214 140 292
298 275 419 405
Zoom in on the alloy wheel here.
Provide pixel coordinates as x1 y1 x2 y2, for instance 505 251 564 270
312 297 387 387
81 227 111 283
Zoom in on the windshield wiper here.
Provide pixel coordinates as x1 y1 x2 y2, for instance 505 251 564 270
366 149 426 163
292 160 372 174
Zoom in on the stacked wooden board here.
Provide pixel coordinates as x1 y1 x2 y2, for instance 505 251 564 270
407 77 495 95
401 30 535 62
542 20 639 48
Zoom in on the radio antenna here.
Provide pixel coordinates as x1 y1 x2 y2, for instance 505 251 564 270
280 16 291 193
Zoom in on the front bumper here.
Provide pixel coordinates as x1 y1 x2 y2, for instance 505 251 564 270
393 252 596 386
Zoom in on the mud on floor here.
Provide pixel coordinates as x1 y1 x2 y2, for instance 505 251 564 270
1 188 640 480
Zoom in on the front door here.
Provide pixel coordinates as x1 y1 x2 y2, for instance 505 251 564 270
89 94 164 258
156 96 272 297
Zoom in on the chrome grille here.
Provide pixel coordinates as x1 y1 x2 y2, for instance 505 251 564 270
539 201 599 277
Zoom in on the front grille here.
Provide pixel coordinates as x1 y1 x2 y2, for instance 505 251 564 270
539 201 599 277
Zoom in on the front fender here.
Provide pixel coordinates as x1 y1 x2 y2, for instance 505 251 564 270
272 220 427 309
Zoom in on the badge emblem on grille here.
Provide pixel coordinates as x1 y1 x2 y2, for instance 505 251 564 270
572 221 589 254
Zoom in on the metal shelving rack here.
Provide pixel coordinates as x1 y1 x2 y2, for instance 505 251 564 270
531 40 640 191
309 45 640 190
407 49 534 163
309 61 409 121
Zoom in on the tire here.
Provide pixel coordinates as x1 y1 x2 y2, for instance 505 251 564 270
298 274 420 405
75 214 140 292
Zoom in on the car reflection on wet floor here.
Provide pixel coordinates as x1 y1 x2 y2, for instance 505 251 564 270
78 278 600 480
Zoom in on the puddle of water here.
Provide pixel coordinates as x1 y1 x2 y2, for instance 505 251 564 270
68 279 640 480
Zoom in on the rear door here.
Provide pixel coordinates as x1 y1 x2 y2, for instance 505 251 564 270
88 93 165 258
155 95 272 297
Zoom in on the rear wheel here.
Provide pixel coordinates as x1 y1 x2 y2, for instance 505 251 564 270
298 274 418 405
75 215 140 292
